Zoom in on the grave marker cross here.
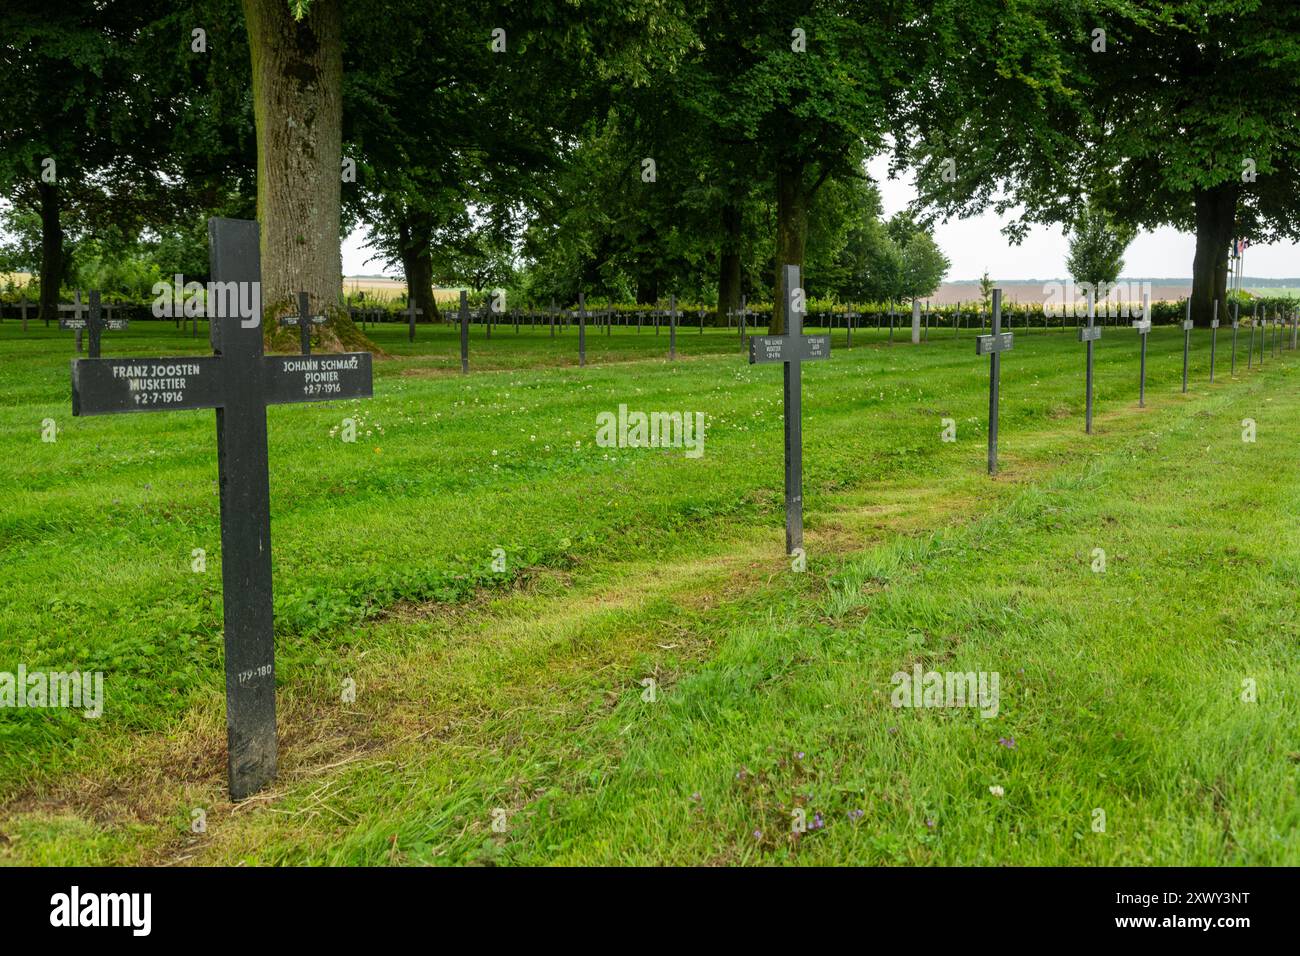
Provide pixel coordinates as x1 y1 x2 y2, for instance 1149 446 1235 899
1133 293 1152 406
69 218 374 801
748 264 830 555
1181 300 1192 393
1231 301 1240 375
404 296 423 342
1209 299 1219 382
1078 288 1101 433
59 290 89 354
975 289 1014 475
668 295 677 360
730 296 750 349
278 291 327 356
459 291 470 373
578 294 587 366
1248 304 1257 370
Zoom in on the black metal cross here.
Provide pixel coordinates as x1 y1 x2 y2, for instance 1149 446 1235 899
278 291 327 356
578 293 587 366
59 290 89 354
1181 300 1192 393
1231 301 1240 375
60 290 128 358
1249 303 1257 370
1078 288 1101 433
668 295 677 360
69 218 373 801
403 295 423 342
459 291 470 374
844 307 860 347
748 264 831 556
975 289 1014 475
729 296 751 348
1209 299 1219 382
1134 293 1152 407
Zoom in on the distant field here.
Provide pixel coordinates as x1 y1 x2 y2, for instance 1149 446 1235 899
343 276 461 304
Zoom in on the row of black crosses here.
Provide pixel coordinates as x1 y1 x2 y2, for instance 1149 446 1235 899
67 237 1295 802
765 275 1296 568
70 219 375 801
415 291 687 371
0 292 128 342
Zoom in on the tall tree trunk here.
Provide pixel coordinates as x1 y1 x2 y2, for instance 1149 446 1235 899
772 158 810 334
37 181 63 326
636 268 659 305
398 215 441 324
717 202 742 324
244 0 369 351
1191 182 1237 327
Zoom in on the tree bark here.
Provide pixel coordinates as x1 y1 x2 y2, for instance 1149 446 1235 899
772 158 810 334
717 202 742 325
636 267 659 305
1191 182 1237 327
243 0 370 351
37 181 63 326
398 215 441 324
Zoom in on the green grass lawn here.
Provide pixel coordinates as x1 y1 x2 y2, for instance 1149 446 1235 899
0 316 1296 865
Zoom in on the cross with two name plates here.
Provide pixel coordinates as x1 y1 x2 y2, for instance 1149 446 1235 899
748 264 830 556
69 218 374 800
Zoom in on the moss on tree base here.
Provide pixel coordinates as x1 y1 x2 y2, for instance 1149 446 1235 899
262 299 383 355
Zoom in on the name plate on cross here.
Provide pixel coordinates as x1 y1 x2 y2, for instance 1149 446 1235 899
73 353 372 415
1077 325 1102 342
748 332 831 364
975 331 1014 355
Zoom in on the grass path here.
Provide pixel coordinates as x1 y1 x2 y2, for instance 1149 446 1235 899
1 321 1297 864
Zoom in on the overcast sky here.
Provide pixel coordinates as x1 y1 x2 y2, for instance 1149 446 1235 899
340 152 1300 281
866 154 1300 282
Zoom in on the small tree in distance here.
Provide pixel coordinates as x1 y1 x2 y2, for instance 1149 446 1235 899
1066 203 1136 302
979 270 994 313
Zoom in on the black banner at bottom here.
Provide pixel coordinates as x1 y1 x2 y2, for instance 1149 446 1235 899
0 866 1284 941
